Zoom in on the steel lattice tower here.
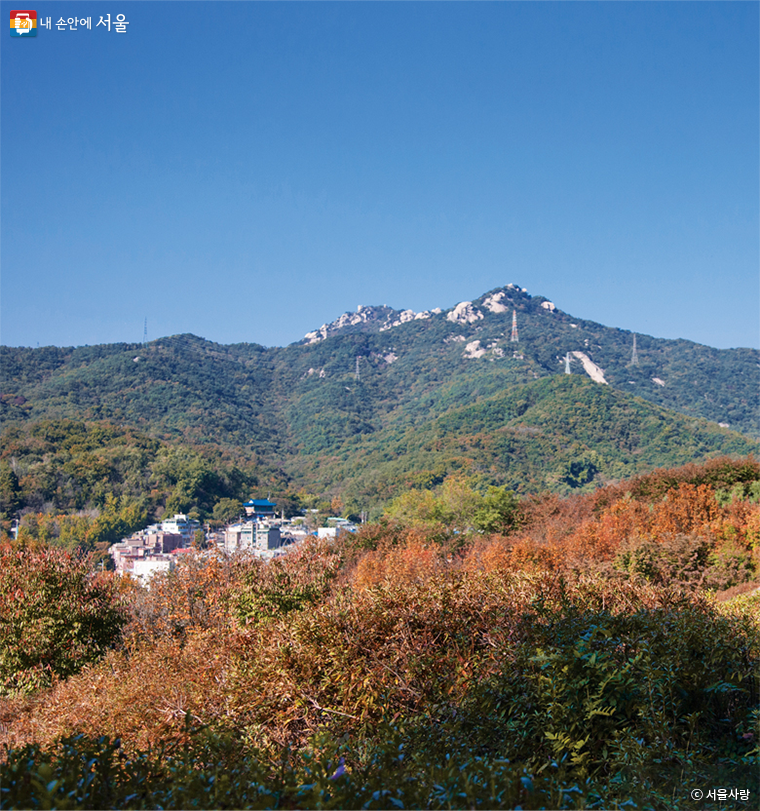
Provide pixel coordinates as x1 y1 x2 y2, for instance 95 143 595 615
143 318 147 346
355 356 360 381
564 353 572 374
631 334 639 366
510 310 519 343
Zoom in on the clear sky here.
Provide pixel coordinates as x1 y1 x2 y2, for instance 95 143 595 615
2 1 758 350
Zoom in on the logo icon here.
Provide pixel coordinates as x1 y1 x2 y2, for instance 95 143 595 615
10 10 36 36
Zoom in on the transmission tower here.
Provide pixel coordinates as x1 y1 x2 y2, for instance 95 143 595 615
355 356 360 381
631 334 639 366
564 353 572 374
510 310 519 343
143 318 148 346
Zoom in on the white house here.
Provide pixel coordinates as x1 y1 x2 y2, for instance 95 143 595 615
130 556 175 585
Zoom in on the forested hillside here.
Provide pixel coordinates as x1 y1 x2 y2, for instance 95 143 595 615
293 377 759 512
0 419 285 560
1 285 757 523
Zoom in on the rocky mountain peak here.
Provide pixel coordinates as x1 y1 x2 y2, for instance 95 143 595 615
301 283 533 344
302 303 445 345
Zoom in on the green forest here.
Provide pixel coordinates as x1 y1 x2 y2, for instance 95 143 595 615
1 375 757 546
0 419 288 562
1 285 758 528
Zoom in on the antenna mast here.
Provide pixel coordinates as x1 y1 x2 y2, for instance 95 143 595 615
510 310 519 343
631 334 639 366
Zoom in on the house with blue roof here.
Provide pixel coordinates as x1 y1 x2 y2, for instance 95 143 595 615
243 499 277 520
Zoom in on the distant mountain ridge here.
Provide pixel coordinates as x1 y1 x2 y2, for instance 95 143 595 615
292 283 758 437
301 283 533 343
1 284 757 512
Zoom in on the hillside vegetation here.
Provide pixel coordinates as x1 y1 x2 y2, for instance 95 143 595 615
0 419 288 562
2 285 758 518
295 376 758 511
1 378 756 540
1 457 758 809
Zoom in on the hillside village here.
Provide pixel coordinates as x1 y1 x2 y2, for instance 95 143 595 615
109 500 358 583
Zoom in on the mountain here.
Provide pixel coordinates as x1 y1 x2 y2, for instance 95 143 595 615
294 283 758 437
1 285 757 515
288 374 759 507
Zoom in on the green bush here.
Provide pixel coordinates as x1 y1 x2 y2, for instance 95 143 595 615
384 479 521 536
0 726 604 810
0 546 127 695
431 581 759 803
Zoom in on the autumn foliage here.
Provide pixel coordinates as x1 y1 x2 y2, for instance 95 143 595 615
1 457 758 809
496 457 760 588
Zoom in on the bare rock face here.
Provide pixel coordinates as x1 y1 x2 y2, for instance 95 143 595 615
571 351 608 385
302 284 534 344
301 301 461 343
482 291 509 313
446 301 484 325
380 309 417 331
464 340 487 358
303 304 400 344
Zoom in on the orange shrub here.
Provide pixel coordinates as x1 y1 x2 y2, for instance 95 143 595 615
475 461 759 578
0 629 234 756
352 536 445 591
127 552 247 644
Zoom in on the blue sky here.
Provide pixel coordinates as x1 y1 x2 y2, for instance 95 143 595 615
2 1 758 350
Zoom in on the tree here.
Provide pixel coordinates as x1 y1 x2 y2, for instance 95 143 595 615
0 545 127 695
385 479 521 535
212 498 243 526
473 486 521 534
0 463 21 518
